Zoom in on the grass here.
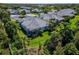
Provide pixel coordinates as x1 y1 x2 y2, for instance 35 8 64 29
30 13 38 16
28 32 51 48
17 29 26 39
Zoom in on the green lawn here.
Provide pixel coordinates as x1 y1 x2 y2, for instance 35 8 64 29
31 13 38 16
28 32 51 48
17 29 51 48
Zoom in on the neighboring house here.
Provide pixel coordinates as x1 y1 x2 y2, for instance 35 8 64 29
10 15 20 19
40 9 76 21
56 9 76 17
19 9 30 14
24 9 30 14
40 12 64 21
21 6 31 10
40 14 52 21
8 9 19 15
32 8 42 13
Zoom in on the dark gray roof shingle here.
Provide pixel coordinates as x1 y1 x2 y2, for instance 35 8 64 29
21 17 48 31
56 9 76 17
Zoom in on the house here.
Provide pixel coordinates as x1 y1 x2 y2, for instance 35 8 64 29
32 8 42 13
40 9 76 22
40 12 64 21
40 14 52 21
24 9 30 14
20 17 48 36
20 9 30 14
10 15 20 19
56 9 76 17
21 6 31 10
8 9 19 15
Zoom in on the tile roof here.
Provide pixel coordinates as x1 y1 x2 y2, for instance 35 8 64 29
56 9 76 17
21 17 48 31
